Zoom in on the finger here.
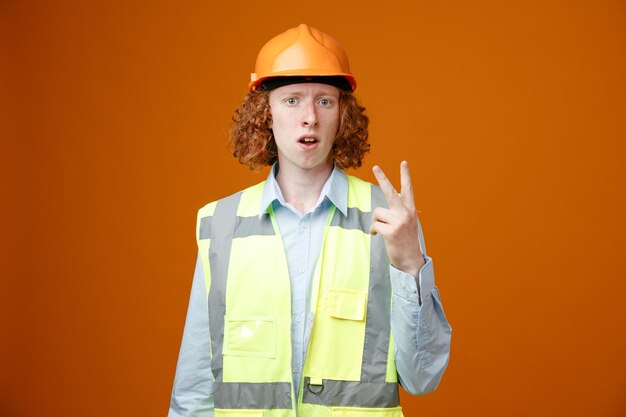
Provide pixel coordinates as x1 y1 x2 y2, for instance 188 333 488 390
372 165 402 209
369 220 393 237
400 161 416 210
372 207 396 225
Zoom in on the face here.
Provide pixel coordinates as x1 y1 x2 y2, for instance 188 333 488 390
268 82 340 174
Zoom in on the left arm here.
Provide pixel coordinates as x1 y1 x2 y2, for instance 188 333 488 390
371 161 452 395
389 246 451 394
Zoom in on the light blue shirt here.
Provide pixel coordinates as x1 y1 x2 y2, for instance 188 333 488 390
168 164 452 417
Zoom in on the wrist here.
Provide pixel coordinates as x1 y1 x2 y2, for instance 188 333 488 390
395 257 425 278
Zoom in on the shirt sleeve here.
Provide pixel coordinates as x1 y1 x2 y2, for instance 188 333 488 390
168 253 215 417
389 217 452 395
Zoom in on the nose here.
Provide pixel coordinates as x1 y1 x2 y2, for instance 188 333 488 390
302 103 318 127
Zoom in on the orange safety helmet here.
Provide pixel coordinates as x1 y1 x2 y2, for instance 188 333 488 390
249 24 357 92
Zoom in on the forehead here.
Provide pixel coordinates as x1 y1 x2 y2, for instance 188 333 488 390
269 82 340 97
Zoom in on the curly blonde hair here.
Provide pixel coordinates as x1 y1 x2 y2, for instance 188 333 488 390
229 89 370 171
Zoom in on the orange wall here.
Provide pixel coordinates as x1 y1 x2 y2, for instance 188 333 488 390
2 1 625 416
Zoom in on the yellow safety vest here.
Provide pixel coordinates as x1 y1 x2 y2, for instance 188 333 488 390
196 175 403 417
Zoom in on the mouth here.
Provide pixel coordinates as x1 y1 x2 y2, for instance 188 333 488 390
297 136 319 149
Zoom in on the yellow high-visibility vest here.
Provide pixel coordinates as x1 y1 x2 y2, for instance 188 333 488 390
196 175 404 417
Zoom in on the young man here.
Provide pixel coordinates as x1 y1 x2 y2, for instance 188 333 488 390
168 24 451 417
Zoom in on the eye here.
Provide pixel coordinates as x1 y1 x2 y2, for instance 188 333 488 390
285 97 298 105
318 98 333 106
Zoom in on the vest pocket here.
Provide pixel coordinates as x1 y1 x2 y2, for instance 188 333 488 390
330 406 403 417
215 409 265 417
329 288 366 321
306 288 368 381
223 316 277 358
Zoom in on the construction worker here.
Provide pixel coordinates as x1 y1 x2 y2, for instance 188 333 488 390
168 24 451 417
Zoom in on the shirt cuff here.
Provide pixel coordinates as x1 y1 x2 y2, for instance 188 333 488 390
390 254 434 306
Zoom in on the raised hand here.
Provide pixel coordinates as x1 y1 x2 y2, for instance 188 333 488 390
370 161 425 278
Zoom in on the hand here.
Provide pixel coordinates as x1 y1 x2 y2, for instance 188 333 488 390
371 161 425 278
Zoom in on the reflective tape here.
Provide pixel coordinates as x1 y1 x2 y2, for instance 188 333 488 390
233 215 276 238
201 214 276 241
330 206 371 233
208 192 242 382
360 185 393 381
301 377 399 407
199 216 212 240
214 382 292 409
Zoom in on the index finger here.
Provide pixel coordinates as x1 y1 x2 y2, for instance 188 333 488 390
400 161 416 210
373 165 402 209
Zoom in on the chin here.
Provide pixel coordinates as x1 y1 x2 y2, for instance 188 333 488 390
303 160 332 171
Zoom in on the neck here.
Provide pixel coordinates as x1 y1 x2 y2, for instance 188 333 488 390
275 160 333 214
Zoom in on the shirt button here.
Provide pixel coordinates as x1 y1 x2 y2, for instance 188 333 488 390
292 366 298 372
401 282 407 290
298 266 305 274
409 285 417 293
295 314 303 323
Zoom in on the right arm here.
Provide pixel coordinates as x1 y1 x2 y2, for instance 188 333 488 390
168 253 214 417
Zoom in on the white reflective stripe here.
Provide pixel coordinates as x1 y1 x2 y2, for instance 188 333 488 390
208 192 242 382
301 377 399 407
202 214 276 241
199 215 212 240
360 184 393 382
330 207 370 233
214 382 292 409
233 215 276 238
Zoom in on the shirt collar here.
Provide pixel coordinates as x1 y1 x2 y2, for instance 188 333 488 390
258 162 348 218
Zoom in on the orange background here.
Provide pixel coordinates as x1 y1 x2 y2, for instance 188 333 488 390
2 1 625 416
